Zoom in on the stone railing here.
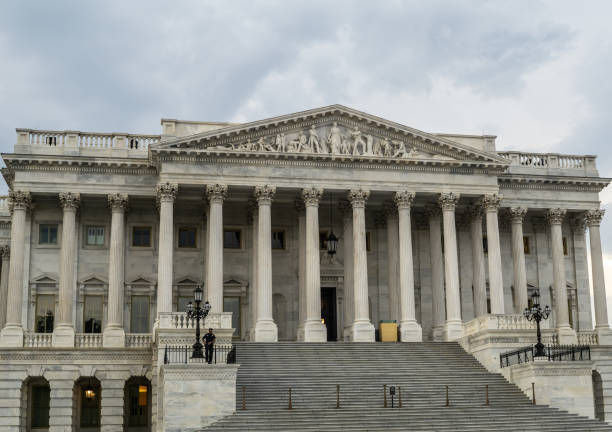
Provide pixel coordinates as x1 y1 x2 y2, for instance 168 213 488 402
497 151 598 176
158 312 233 330
463 314 536 337
126 333 153 348
24 332 53 348
75 333 103 348
577 331 598 345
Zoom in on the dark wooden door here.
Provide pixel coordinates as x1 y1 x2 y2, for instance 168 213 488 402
321 287 337 341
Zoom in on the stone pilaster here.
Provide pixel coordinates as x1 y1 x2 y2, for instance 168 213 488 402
0 191 31 346
384 201 400 325
206 184 228 313
340 200 354 341
53 192 80 348
99 372 130 432
509 207 528 313
301 187 326 341
295 199 306 340
47 370 79 432
439 192 463 341
156 183 177 317
425 204 446 341
253 185 278 341
104 193 128 347
0 369 26 430
547 208 577 344
394 191 422 341
348 189 375 342
585 209 612 343
468 205 487 317
481 194 504 314
0 245 10 329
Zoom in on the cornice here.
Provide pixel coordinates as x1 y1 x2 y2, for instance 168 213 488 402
498 174 610 192
3 154 155 176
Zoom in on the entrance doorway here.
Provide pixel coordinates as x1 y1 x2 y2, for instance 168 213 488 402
321 287 337 341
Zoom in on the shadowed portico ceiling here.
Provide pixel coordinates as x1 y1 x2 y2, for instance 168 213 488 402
152 105 510 169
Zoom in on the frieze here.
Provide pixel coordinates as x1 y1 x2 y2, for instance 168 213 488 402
0 350 152 363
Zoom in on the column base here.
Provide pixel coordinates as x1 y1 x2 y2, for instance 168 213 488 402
253 319 278 342
400 320 422 342
103 326 126 348
350 320 375 342
444 320 464 341
432 325 445 342
296 323 305 342
302 320 327 342
52 324 75 348
0 325 24 347
596 326 612 345
557 326 577 345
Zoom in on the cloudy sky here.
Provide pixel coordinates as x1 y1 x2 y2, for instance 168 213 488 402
1 1 611 313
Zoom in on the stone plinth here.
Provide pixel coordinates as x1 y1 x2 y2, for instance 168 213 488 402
160 363 239 431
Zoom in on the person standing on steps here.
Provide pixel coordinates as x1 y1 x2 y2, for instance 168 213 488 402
203 328 216 364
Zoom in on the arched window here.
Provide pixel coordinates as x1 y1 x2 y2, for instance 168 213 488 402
23 377 50 430
74 377 101 430
124 377 151 431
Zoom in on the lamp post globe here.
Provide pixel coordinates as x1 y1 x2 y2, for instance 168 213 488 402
523 290 551 357
185 286 212 359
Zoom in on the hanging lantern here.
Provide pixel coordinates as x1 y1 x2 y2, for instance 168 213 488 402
327 232 338 255
84 380 96 399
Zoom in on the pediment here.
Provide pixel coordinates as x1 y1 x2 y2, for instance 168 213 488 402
154 105 508 167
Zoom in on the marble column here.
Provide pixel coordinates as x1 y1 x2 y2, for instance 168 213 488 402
469 206 487 317
426 204 446 341
104 193 128 347
206 184 228 313
439 192 463 341
248 201 258 340
547 208 576 344
53 192 80 347
0 191 31 347
348 189 375 342
384 202 400 324
253 185 278 342
510 207 528 313
394 191 422 341
295 199 306 340
156 183 177 318
340 200 354 341
301 187 326 341
481 194 504 314
585 209 612 343
0 245 9 329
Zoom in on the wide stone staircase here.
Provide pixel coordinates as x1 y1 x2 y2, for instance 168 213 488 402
201 342 612 431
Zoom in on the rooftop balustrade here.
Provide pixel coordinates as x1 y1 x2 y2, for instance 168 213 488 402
497 151 599 177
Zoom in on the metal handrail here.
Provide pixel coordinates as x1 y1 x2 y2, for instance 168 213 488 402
500 344 591 368
163 345 236 365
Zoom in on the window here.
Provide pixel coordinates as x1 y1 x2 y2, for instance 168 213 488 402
39 224 58 245
224 229 241 249
482 235 488 254
563 237 569 256
83 296 103 333
523 236 531 255
35 295 55 333
272 230 285 250
132 227 152 248
31 384 50 428
178 227 197 248
86 226 105 246
126 380 150 427
131 296 150 333
79 380 101 428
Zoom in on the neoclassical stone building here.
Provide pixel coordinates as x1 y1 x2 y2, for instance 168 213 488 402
0 105 611 430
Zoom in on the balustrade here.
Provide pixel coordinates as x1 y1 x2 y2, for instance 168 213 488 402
498 151 596 175
125 333 153 347
159 312 233 330
75 333 103 348
24 332 52 348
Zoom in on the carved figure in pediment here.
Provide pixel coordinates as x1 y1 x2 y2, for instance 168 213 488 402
275 133 286 152
309 126 326 153
364 135 374 156
373 138 382 156
257 137 274 152
351 127 367 156
341 136 352 154
295 130 310 152
392 140 408 158
327 122 344 154
237 139 253 151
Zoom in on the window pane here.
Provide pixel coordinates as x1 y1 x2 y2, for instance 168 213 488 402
84 296 103 333
86 226 105 246
178 227 197 248
272 231 285 249
31 384 50 428
223 296 240 338
128 383 149 426
131 296 150 333
36 295 55 333
39 224 58 245
224 230 241 249
133 227 151 247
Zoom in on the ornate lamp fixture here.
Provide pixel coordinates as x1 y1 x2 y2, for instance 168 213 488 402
327 191 338 256
523 290 551 357
84 378 96 399
186 286 212 359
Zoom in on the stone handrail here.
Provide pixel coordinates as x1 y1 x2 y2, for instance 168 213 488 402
126 333 153 347
463 314 536 337
497 151 597 176
158 312 233 330
24 332 53 347
577 331 598 345
75 333 103 348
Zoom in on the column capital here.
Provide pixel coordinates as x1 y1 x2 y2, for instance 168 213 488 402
394 191 415 210
8 190 32 214
206 184 228 204
571 215 587 233
302 187 323 207
585 209 605 227
294 198 305 215
347 189 370 208
157 182 178 203
339 199 352 221
108 193 129 213
466 205 483 222
547 208 566 225
509 207 528 223
59 192 80 211
480 194 503 212
0 245 9 259
383 201 398 219
247 198 258 224
254 185 276 205
438 192 460 211
424 203 442 219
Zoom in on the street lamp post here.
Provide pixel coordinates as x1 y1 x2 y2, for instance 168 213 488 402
186 286 212 359
523 291 551 357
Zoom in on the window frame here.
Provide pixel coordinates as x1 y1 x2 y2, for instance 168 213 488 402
83 224 107 249
271 229 287 250
36 222 61 248
35 294 56 334
130 295 151 334
83 295 103 334
223 227 243 250
177 225 198 249
131 225 153 249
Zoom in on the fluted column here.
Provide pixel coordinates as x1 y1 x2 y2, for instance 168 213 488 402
206 184 227 313
295 200 306 340
548 208 576 344
156 183 177 318
248 201 258 340
0 191 31 347
510 207 528 313
481 194 504 314
104 194 128 347
348 189 375 342
426 204 445 341
340 200 354 341
585 209 612 343
301 188 326 342
468 206 487 317
0 246 9 330
384 202 400 324
253 185 278 341
53 192 80 347
439 193 463 341
395 191 422 341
